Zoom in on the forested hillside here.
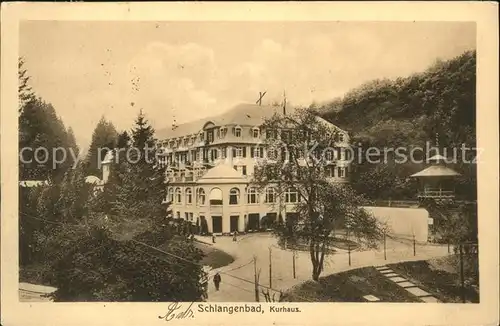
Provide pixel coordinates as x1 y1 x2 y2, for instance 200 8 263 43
316 50 476 200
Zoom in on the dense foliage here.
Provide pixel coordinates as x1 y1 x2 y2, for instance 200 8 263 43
19 58 205 301
84 117 118 178
47 112 205 301
317 50 476 200
19 97 79 181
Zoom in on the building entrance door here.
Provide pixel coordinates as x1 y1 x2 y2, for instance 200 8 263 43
248 213 260 231
230 216 239 232
212 216 222 234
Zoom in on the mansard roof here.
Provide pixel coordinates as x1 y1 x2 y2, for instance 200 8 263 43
156 102 347 141
197 164 248 184
157 103 290 140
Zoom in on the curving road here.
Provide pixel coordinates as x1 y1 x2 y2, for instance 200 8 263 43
198 233 450 302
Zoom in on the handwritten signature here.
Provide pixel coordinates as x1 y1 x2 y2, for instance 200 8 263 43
159 302 195 321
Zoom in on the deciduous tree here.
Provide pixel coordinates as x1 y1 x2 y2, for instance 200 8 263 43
252 108 384 281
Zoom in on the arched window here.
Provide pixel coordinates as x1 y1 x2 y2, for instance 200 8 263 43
247 187 259 204
197 188 206 205
265 187 276 203
186 188 193 204
229 188 240 205
168 188 174 203
285 187 298 203
175 187 182 204
209 188 223 206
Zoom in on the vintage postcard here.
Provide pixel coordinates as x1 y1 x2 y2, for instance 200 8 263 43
1 2 499 326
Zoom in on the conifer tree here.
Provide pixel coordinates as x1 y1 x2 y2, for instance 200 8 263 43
50 111 205 302
109 110 168 245
85 117 118 178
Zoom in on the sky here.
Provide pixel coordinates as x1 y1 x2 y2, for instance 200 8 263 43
20 21 476 150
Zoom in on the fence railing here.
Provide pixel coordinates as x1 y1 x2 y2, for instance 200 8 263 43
365 200 420 208
418 189 455 198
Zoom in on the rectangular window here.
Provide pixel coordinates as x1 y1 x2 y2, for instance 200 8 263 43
176 211 181 219
265 191 275 203
210 149 218 161
185 212 189 220
221 147 227 159
248 193 257 204
219 128 226 138
207 131 214 143
325 150 334 161
266 129 277 139
285 188 298 203
234 128 242 137
235 147 243 158
242 166 247 176
338 167 345 178
251 147 263 158
189 213 194 221
252 129 259 138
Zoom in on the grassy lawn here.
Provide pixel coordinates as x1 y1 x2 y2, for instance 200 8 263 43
387 258 479 303
193 240 235 269
283 267 422 302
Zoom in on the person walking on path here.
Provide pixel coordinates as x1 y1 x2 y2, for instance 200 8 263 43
212 234 216 243
232 231 237 242
213 272 222 291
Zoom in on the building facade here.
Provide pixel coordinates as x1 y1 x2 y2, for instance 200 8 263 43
154 103 352 235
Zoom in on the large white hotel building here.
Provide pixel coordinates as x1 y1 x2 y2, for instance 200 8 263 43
152 103 350 234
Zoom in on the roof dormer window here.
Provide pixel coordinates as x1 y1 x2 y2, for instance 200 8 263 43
220 127 227 138
252 127 260 138
207 130 214 143
233 126 242 138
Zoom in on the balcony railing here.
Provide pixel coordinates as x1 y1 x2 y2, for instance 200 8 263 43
167 175 198 183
